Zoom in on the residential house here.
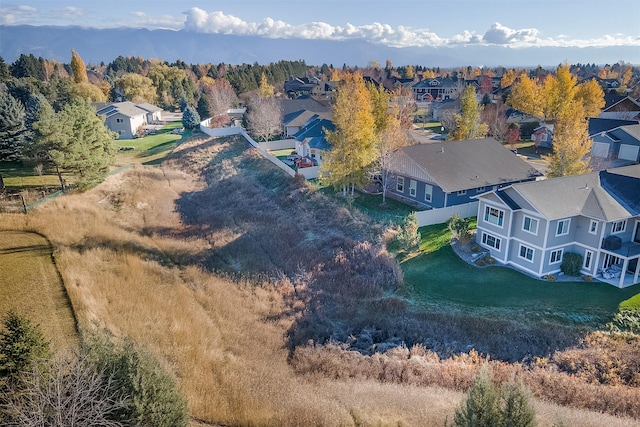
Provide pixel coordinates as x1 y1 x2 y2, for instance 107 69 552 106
386 138 541 212
532 124 554 149
94 101 158 139
474 165 640 287
431 98 460 121
599 94 640 121
589 118 640 160
411 77 461 101
291 114 334 166
135 103 163 123
504 108 540 139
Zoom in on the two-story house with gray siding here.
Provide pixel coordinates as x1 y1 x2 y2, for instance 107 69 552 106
474 165 640 287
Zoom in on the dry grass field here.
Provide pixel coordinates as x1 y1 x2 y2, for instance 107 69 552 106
0 134 638 426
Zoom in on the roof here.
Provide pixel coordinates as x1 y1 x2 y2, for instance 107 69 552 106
283 110 330 128
135 103 162 113
588 118 639 136
279 97 331 117
498 166 640 221
293 117 334 147
393 138 541 193
94 101 148 118
603 94 640 111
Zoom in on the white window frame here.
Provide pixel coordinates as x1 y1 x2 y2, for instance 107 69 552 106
588 220 598 235
482 232 501 250
409 179 417 197
424 184 433 202
583 250 593 270
549 249 563 264
556 218 571 236
484 206 504 228
457 189 467 196
518 244 534 262
396 176 405 192
611 220 626 234
522 216 539 235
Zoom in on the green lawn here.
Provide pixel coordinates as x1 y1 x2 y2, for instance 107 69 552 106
401 223 640 326
116 121 186 165
0 161 64 189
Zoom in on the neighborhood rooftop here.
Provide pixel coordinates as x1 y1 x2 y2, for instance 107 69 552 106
397 138 541 193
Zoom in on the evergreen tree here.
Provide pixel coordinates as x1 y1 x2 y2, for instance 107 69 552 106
501 382 536 427
0 57 10 82
0 90 27 161
0 311 51 389
182 105 200 130
196 95 212 120
34 98 117 190
453 368 502 427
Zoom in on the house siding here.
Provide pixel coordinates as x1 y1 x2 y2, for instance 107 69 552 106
511 211 546 248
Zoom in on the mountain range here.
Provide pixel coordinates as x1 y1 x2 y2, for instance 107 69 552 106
1 25 638 67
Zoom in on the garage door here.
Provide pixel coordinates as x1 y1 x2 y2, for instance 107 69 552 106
619 144 640 161
592 141 609 158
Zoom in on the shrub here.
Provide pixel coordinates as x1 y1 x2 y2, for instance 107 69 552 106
451 367 535 427
471 244 482 253
448 214 470 244
0 311 51 389
542 275 556 281
486 257 496 265
560 252 582 276
84 330 188 427
476 259 486 267
396 212 421 251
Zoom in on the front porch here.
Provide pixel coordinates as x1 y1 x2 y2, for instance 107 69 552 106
598 242 640 288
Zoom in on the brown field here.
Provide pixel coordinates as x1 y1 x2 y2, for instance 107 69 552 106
0 134 638 426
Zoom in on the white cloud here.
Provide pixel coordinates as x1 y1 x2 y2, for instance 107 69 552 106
483 22 539 45
63 6 83 20
130 11 184 30
0 4 37 25
180 8 639 49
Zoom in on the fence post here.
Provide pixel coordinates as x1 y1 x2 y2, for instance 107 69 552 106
21 193 27 214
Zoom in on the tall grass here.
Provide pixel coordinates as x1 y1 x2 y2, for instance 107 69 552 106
1 135 637 425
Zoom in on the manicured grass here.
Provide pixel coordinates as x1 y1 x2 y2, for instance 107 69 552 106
0 161 63 189
402 223 640 326
271 148 296 158
116 121 185 165
619 293 640 312
0 231 78 351
512 140 553 159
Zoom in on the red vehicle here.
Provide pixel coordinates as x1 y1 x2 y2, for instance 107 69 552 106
295 157 314 168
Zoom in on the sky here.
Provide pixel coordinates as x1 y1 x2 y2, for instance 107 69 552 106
1 0 639 51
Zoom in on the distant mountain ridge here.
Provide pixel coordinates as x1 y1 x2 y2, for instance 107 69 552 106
1 25 638 67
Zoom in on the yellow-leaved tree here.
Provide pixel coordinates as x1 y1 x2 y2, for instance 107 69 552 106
543 101 592 177
574 78 605 117
542 64 577 121
322 72 376 196
70 49 88 84
449 85 488 141
259 72 274 98
506 72 542 117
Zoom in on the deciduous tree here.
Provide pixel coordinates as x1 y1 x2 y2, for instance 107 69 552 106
449 85 488 141
543 101 592 178
258 72 274 98
114 73 157 104
70 49 88 84
322 72 376 195
205 78 238 116
574 78 605 117
246 95 282 142
506 73 542 117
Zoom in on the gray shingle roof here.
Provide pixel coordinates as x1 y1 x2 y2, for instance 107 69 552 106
506 167 639 220
95 101 147 118
396 138 541 193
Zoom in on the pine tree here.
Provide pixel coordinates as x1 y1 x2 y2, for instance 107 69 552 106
0 90 27 161
182 106 201 130
501 382 536 427
453 368 502 427
34 99 117 190
70 49 88 84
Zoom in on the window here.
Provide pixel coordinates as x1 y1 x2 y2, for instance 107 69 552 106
541 133 548 142
396 176 404 192
549 249 563 264
484 206 504 227
556 219 570 236
589 220 598 235
522 216 538 234
424 184 433 202
482 233 501 250
116 118 124 123
584 250 593 270
519 244 534 262
457 190 467 196
476 186 486 193
612 220 626 234
409 180 417 197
